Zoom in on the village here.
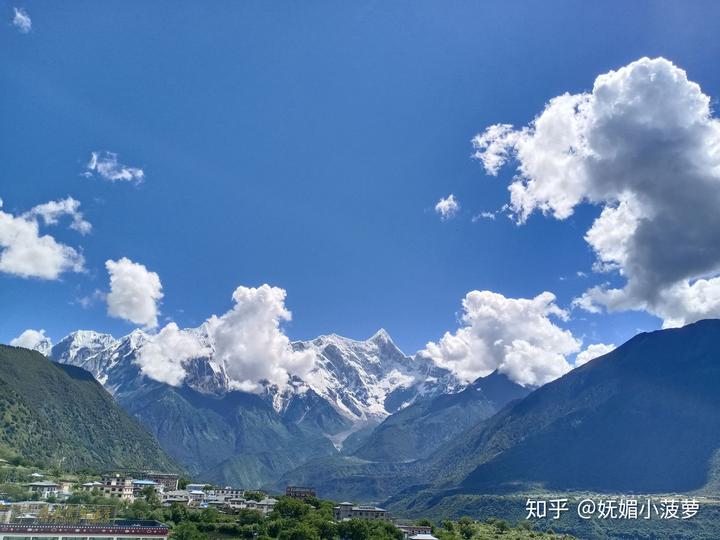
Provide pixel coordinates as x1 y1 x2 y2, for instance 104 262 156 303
0 459 440 540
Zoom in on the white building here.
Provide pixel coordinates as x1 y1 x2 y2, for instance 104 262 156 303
245 498 277 516
188 490 206 504
161 490 190 506
226 497 247 511
397 525 433 539
208 487 244 501
26 483 58 500
333 502 389 522
100 475 134 501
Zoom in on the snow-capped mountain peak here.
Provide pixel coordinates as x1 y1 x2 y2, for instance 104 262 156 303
370 327 392 343
49 326 460 441
290 330 458 424
52 330 117 364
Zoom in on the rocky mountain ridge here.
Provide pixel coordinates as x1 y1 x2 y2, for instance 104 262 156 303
48 326 462 440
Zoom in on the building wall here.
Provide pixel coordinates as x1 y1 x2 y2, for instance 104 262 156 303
144 476 178 492
333 505 389 522
0 524 168 540
285 487 316 499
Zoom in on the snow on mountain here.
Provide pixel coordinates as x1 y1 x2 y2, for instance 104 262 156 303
289 329 460 423
50 326 461 435
12 331 54 357
51 330 120 384
34 338 53 357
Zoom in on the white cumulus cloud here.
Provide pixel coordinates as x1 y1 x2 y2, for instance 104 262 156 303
105 258 163 328
134 284 315 392
420 290 580 387
208 284 315 392
86 151 144 183
135 323 211 386
12 7 31 33
10 329 51 353
0 198 85 279
24 197 91 235
575 342 615 367
434 194 460 220
473 57 720 328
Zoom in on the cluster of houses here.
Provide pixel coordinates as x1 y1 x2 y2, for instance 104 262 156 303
162 484 278 515
24 472 180 503
330 502 438 540
7 472 438 540
23 473 281 516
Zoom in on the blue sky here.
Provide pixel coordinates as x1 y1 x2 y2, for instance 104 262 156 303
3 0 720 358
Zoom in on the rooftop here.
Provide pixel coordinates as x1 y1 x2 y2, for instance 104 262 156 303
0 520 168 535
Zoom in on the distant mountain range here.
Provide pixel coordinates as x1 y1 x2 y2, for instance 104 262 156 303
46 326 465 487
13 319 720 509
382 319 720 516
273 370 531 500
274 320 720 505
0 345 179 472
50 327 460 429
348 370 531 463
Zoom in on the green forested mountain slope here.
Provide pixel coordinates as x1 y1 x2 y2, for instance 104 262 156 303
392 319 720 511
116 382 338 488
0 345 180 472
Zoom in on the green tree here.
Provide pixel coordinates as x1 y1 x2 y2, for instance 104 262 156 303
125 500 152 519
457 517 474 540
274 497 311 519
172 522 207 540
494 519 510 533
337 519 370 540
177 476 191 490
170 503 189 525
198 508 221 523
0 483 29 501
367 521 403 540
141 485 160 507
277 522 321 540
416 518 435 534
244 490 265 502
237 508 264 525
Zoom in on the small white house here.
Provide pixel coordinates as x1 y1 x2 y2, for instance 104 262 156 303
188 490 206 505
26 481 58 499
226 497 247 510
209 487 244 501
246 497 277 516
162 490 191 506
